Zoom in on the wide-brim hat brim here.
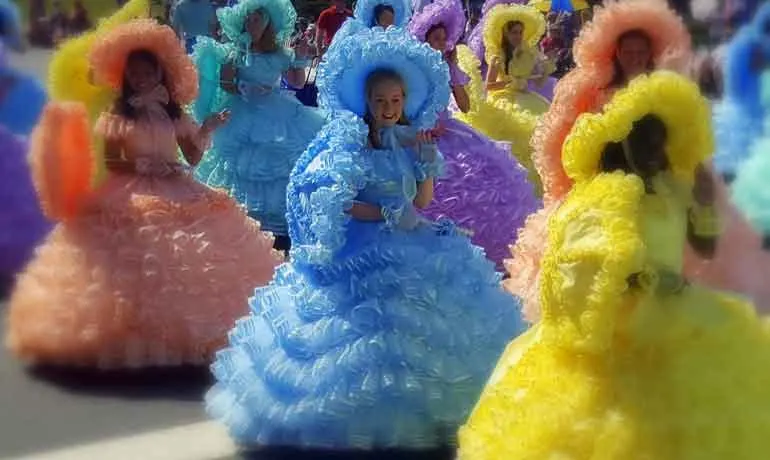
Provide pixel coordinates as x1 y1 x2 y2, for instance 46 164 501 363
573 0 692 81
563 71 711 184
317 26 450 129
354 0 413 27
483 4 545 57
408 0 466 49
89 19 198 104
217 0 297 45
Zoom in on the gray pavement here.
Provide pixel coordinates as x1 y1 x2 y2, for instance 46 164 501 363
0 48 213 459
0 48 453 460
0 298 211 459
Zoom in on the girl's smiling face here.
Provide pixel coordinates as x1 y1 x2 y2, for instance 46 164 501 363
125 54 162 94
367 79 405 127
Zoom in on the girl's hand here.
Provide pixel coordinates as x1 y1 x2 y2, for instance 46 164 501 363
202 110 231 133
293 38 314 59
416 130 436 145
431 122 447 138
693 165 715 205
445 48 457 64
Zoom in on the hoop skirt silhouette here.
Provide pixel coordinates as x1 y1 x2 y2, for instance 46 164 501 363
420 111 539 269
6 103 282 368
193 39 326 236
458 173 770 460
206 117 524 449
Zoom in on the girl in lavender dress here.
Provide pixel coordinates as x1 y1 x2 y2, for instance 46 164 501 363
409 0 539 269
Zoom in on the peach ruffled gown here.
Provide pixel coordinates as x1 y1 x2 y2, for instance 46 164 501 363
6 102 283 368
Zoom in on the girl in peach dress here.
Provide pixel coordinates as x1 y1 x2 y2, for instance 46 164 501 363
506 0 770 318
5 20 282 368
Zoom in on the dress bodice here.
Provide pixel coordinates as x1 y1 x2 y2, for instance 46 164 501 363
235 49 293 90
96 111 198 164
356 126 420 206
639 174 693 272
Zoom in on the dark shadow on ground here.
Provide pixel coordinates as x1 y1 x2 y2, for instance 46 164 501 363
26 364 212 402
235 446 455 460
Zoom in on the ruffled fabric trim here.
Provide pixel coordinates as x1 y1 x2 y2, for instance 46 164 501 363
217 0 297 46
562 72 710 184
354 0 412 27
191 37 236 123
286 112 370 265
712 99 762 175
207 230 523 448
29 103 95 222
408 0 465 48
317 26 450 129
539 172 645 353
732 136 770 232
89 19 198 104
482 4 544 59
573 0 692 81
533 0 692 204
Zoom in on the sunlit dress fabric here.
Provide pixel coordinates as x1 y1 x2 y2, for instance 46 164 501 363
458 171 770 460
6 102 282 368
206 117 524 449
194 39 325 235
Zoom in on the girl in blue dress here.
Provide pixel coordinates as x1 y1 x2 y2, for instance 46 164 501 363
712 3 770 182
332 0 413 45
193 0 326 251
206 27 524 452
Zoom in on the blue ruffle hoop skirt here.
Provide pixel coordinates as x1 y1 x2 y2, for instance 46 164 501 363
205 118 525 450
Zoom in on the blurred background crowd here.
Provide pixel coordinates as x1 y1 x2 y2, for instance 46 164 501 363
12 0 762 100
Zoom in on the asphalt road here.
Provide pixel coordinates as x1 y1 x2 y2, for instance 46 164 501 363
1 49 456 460
1 47 214 460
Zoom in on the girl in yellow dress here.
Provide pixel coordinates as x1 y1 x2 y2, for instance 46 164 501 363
457 71 770 460
455 3 553 193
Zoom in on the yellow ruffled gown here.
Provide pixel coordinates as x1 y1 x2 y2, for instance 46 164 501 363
455 45 552 194
458 171 770 459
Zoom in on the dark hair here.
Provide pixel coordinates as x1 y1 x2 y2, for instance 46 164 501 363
363 68 410 149
501 20 524 75
606 29 653 89
113 49 182 120
372 4 395 27
425 23 445 42
600 114 668 187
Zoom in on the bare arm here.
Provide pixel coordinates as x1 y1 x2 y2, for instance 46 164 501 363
347 202 384 221
485 57 510 91
687 165 718 259
452 85 471 113
178 136 205 166
220 62 239 94
315 23 326 56
413 179 434 209
284 67 307 88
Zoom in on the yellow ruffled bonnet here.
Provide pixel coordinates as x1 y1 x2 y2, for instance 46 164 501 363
562 71 712 184
483 4 545 59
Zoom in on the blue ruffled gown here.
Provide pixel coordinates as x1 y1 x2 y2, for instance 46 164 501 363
712 23 769 180
206 115 524 449
194 43 326 239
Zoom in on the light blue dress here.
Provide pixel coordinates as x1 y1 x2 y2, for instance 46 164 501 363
194 40 326 235
206 115 524 449
712 4 770 179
